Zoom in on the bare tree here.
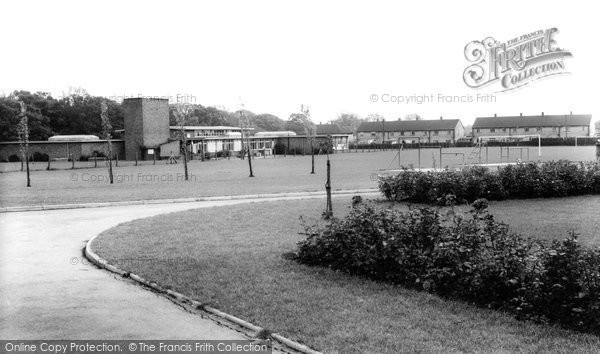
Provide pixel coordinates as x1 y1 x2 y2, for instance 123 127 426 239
238 108 254 177
100 101 114 184
299 105 317 174
17 101 30 187
174 103 192 181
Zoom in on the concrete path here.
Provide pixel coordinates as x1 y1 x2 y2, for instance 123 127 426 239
0 194 361 339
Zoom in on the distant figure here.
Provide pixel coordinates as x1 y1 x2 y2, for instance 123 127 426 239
351 195 363 208
168 151 178 164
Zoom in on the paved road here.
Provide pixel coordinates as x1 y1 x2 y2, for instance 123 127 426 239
0 195 345 339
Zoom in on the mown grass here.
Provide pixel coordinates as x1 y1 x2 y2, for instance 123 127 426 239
92 195 600 353
1 146 595 207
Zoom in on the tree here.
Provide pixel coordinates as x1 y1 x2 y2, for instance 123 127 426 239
174 103 192 181
17 100 31 187
332 113 364 139
364 113 385 122
238 108 254 177
100 101 114 184
284 113 309 135
253 113 285 131
298 105 317 174
405 113 423 120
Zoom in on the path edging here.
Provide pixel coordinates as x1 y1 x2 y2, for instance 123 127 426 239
2 188 379 213
84 211 326 354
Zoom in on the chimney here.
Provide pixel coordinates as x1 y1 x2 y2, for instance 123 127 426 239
541 112 544 116
440 116 443 120
520 113 523 117
494 113 497 117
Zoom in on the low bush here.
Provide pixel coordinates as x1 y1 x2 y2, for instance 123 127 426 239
32 151 49 162
295 200 600 334
379 160 600 204
8 154 20 162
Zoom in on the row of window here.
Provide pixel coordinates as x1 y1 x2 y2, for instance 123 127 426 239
365 130 453 137
475 126 587 133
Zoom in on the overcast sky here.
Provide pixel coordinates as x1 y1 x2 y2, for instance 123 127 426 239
1 0 597 126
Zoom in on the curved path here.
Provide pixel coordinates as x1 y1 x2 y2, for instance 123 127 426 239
0 192 374 339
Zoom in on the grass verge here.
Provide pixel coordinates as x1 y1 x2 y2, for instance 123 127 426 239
91 195 600 353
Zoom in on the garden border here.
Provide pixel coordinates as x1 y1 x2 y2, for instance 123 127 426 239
85 231 322 354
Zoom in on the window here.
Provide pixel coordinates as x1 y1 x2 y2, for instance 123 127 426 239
502 128 507 133
476 129 480 133
433 130 439 136
536 127 542 131
371 132 376 137
524 128 530 132
490 128 495 133
400 131 405 136
411 131 415 136
552 127 557 131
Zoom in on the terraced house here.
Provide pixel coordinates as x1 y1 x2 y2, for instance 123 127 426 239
472 113 592 140
356 118 464 145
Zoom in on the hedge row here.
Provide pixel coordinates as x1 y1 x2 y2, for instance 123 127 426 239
379 160 600 204
295 200 600 334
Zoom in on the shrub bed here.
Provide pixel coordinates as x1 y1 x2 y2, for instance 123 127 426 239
295 200 600 334
379 160 600 204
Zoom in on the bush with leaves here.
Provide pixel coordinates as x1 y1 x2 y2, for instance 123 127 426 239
379 160 600 204
295 199 600 334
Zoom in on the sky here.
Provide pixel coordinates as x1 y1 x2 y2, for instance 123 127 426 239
1 0 598 127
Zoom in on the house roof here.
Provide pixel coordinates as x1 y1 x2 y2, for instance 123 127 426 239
169 126 244 130
357 119 462 132
473 114 592 129
316 124 354 135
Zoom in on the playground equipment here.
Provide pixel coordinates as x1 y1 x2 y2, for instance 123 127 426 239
467 135 541 164
383 134 544 173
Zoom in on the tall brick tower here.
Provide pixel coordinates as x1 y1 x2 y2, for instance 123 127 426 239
123 98 170 160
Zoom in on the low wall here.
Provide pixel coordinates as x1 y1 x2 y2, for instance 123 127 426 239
0 140 126 161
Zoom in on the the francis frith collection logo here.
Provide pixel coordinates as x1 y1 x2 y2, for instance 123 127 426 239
463 28 572 92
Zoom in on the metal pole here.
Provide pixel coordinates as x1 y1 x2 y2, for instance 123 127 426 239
398 138 401 169
538 135 541 157
418 140 421 170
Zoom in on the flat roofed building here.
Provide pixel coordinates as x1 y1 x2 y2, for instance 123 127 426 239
357 118 464 144
48 135 100 142
472 113 592 139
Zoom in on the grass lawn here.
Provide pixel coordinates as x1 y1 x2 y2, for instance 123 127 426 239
92 195 600 353
1 146 595 207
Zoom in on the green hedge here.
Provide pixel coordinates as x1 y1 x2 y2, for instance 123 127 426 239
295 200 600 334
379 161 600 204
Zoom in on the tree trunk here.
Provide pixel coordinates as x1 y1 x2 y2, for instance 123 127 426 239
310 139 315 174
183 142 189 181
26 152 30 187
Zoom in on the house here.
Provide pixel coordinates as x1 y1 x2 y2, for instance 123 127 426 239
472 113 592 140
356 118 464 145
315 124 354 150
